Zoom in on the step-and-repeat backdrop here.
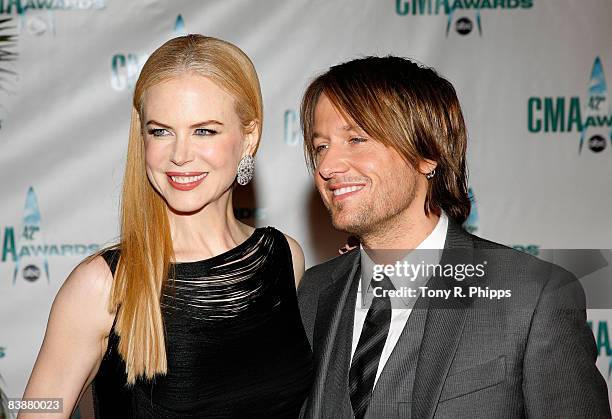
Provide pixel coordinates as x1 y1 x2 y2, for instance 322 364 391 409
1 0 611 413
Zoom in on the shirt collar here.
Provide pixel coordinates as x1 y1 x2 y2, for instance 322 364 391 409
358 212 449 308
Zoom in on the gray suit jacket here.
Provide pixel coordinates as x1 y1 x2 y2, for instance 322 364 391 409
297 220 610 418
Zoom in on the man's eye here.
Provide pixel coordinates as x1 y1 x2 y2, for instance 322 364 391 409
195 128 218 136
147 128 170 137
314 144 328 154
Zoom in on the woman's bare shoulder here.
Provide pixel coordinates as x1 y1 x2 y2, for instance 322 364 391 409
53 254 116 333
279 231 305 288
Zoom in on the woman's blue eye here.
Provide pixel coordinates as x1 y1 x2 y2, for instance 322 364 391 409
195 128 218 136
148 128 170 137
349 137 367 143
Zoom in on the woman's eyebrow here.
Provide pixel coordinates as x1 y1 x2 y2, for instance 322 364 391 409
145 119 225 128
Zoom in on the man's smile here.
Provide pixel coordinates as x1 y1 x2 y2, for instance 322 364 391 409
328 182 367 200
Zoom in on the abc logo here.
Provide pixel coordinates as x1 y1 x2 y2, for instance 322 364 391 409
23 264 41 282
455 17 473 35
588 135 607 153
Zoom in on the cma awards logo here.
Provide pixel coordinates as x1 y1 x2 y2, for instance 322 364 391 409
0 0 106 37
111 14 186 91
528 57 612 154
588 320 612 379
1 187 99 284
462 187 539 256
395 0 533 37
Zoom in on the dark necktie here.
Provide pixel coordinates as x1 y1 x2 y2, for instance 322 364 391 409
349 275 393 419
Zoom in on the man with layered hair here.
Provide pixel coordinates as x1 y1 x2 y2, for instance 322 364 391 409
297 56 610 418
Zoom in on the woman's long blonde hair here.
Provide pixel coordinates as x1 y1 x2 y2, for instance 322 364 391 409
110 35 263 384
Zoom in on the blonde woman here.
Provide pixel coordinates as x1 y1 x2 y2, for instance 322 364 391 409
21 35 314 418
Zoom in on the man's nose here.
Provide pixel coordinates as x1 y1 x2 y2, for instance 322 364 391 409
317 145 350 180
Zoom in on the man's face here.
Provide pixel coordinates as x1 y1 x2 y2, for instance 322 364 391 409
312 95 426 236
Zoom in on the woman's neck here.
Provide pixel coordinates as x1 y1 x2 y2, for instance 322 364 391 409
167 191 254 262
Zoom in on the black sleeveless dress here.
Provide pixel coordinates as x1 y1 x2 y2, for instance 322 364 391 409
91 227 313 418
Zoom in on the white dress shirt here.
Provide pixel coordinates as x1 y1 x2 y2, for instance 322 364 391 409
350 212 449 386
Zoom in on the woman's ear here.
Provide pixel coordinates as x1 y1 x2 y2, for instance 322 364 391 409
242 120 260 156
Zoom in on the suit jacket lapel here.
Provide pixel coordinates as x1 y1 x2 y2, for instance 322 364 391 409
306 249 360 418
412 220 475 419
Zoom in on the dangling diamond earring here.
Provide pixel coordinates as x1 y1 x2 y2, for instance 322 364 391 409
425 169 436 180
236 155 255 185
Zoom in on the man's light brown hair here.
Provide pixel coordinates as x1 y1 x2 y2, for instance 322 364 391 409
301 55 471 223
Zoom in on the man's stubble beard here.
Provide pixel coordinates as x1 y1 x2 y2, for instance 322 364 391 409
328 198 373 236
325 178 417 240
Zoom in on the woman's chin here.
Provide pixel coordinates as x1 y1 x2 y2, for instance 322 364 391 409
165 201 207 216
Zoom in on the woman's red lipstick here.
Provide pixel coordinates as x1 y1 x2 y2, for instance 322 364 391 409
166 172 207 191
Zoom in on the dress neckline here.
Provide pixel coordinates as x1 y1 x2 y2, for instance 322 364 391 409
172 226 268 268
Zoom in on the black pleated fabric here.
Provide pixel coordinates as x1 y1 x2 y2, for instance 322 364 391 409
92 227 314 418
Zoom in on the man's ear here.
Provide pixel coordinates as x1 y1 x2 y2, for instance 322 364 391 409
418 159 437 175
242 120 260 156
